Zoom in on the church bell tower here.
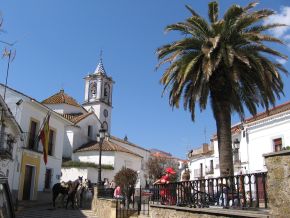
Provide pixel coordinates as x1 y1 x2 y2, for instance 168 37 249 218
83 55 114 133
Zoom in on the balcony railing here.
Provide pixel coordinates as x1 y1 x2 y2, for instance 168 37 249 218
205 168 214 175
152 172 268 210
0 133 15 159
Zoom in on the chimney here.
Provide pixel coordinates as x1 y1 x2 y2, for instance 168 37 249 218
203 143 209 153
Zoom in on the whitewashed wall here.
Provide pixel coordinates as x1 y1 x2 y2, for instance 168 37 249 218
194 110 290 179
73 151 115 166
110 137 150 186
70 150 143 185
61 168 115 184
73 116 100 150
0 86 69 193
244 111 290 173
45 103 86 115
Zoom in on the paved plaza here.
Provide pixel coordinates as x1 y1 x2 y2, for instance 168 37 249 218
15 205 98 218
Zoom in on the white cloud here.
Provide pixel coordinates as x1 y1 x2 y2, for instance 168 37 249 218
263 6 290 39
284 34 290 40
276 58 287 65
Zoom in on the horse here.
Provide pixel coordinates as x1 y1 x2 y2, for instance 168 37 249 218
52 181 69 208
65 176 83 209
52 176 83 208
75 179 93 209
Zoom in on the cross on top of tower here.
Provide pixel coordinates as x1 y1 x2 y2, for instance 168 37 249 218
94 50 106 75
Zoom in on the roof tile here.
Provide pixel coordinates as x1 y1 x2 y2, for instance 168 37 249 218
74 138 142 157
62 112 94 124
42 89 79 107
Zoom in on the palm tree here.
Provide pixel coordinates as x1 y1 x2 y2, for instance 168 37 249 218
157 1 288 176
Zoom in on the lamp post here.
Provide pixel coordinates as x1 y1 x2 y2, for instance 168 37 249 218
97 128 106 186
233 138 240 165
233 138 240 150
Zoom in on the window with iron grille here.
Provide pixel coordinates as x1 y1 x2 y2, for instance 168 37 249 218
48 130 55 156
88 125 92 138
28 120 37 150
210 159 214 172
273 138 282 152
233 148 240 163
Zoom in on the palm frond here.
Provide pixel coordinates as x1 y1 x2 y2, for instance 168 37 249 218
208 1 219 23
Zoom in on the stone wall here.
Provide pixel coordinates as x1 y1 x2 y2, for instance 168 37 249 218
150 205 269 218
264 150 290 218
92 197 116 218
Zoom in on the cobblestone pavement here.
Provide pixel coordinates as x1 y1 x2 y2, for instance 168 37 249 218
15 205 98 218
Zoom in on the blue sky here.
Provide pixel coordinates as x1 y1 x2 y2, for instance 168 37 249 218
1 0 290 159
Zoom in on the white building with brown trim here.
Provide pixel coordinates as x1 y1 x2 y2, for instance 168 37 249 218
0 84 72 201
188 101 290 179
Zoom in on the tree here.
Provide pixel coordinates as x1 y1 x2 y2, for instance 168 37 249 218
157 1 288 176
145 156 179 183
114 167 138 196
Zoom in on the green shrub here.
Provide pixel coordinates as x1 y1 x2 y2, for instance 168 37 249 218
62 160 114 170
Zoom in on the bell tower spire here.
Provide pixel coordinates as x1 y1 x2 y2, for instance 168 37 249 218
83 52 114 133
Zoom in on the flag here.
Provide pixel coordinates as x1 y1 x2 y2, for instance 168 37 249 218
39 113 50 165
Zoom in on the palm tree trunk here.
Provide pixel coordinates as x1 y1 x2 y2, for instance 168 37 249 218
212 100 234 177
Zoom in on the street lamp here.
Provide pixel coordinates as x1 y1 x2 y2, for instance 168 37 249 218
233 138 240 150
233 138 240 165
97 127 106 186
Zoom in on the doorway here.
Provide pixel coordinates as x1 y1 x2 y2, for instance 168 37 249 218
22 165 35 200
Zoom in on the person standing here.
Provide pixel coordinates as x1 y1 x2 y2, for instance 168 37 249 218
153 167 176 205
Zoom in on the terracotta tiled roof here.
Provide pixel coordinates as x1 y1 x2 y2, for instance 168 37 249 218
62 112 94 124
110 135 150 152
211 101 290 140
150 152 184 162
245 101 290 123
42 89 80 107
74 139 142 157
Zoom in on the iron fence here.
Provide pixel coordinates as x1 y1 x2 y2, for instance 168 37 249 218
108 187 150 218
152 172 268 209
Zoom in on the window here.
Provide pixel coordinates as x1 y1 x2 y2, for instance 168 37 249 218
90 82 97 95
88 125 92 138
104 83 110 103
102 122 108 131
28 120 38 150
210 160 214 172
200 163 203 178
48 130 55 156
273 138 282 152
44 168 52 189
233 149 240 163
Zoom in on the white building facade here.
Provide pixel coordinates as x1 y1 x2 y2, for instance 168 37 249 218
188 101 290 179
0 84 72 201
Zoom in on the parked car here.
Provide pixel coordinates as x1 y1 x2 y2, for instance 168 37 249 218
0 176 15 218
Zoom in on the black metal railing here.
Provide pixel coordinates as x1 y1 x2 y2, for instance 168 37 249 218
116 187 150 218
152 172 268 210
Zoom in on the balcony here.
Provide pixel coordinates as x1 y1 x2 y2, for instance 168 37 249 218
0 133 16 159
205 168 214 175
193 169 204 179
